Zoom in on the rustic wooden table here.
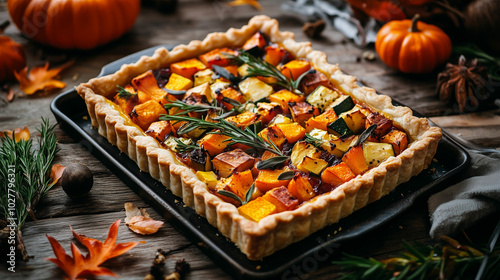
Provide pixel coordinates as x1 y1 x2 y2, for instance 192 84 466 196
1 1 500 279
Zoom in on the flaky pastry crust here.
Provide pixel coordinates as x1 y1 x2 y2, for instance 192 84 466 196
76 15 442 260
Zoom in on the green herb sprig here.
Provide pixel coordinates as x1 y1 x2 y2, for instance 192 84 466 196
174 138 201 153
163 99 223 116
304 133 324 148
228 52 314 95
116 85 135 100
217 182 255 205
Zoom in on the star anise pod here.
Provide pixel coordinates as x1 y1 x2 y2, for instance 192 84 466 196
437 55 490 112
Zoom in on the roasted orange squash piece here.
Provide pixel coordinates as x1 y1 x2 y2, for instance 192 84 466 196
242 32 267 52
281 60 311 80
261 150 279 161
258 125 286 148
216 169 255 202
145 121 172 142
301 71 332 95
225 111 259 128
238 197 276 222
212 149 256 178
305 108 338 132
199 47 238 68
218 88 246 110
275 122 306 143
130 100 167 131
365 112 393 139
264 45 286 67
256 102 282 124
114 85 138 114
198 132 231 157
262 186 299 213
321 162 356 187
290 101 320 127
342 145 368 175
268 89 305 112
224 65 239 77
288 173 316 202
165 73 193 92
381 129 408 155
170 58 207 79
255 168 291 193
131 71 171 104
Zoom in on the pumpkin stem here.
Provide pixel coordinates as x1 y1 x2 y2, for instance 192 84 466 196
0 20 10 32
410 14 420 33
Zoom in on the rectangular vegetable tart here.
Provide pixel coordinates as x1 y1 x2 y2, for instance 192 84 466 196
76 15 442 260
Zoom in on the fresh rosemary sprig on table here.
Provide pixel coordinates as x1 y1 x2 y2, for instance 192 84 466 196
0 119 59 261
334 227 500 280
228 52 313 95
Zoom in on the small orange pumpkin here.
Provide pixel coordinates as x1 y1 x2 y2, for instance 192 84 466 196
0 25 26 82
8 0 141 50
375 14 452 73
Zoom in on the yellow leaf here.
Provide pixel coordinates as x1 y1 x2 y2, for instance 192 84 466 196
14 61 73 95
0 127 30 142
227 0 262 10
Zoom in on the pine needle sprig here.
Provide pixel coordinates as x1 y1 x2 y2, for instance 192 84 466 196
228 52 313 95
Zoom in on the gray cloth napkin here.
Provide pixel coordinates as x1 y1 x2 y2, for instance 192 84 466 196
428 149 500 239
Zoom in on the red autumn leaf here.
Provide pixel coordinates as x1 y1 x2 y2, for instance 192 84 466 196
46 219 140 280
50 164 66 185
14 61 73 95
0 127 30 142
124 202 164 235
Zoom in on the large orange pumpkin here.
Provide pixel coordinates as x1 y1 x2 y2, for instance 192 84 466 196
375 14 452 74
0 27 26 81
7 0 141 50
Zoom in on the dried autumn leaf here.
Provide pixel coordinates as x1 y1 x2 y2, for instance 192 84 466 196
6 87 14 102
0 126 30 142
50 163 66 185
14 61 73 95
124 202 164 235
227 0 262 10
46 219 140 280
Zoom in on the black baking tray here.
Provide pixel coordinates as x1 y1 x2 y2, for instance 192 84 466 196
51 45 470 279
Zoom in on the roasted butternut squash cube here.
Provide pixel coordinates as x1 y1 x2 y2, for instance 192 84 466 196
196 171 218 190
306 86 339 112
362 141 395 168
130 100 167 130
224 65 239 77
305 108 338 132
342 145 368 175
301 71 332 95
256 102 282 124
242 32 267 53
327 134 358 158
194 69 215 86
321 162 356 187
198 132 231 156
218 87 246 110
340 107 367 134
264 45 286 67
199 47 237 68
238 197 276 222
210 79 231 95
261 150 279 161
238 77 274 102
290 141 321 168
281 60 311 80
269 114 293 126
275 122 306 143
186 148 212 172
225 111 259 128
297 156 328 175
381 130 408 155
365 112 393 139
268 89 305 111
183 82 213 105
114 85 138 114
288 173 316 202
131 71 170 104
290 101 320 127
212 149 256 178
255 168 291 193
145 121 172 142
262 186 299 212
165 73 193 92
216 169 255 203
170 58 207 79
258 125 286 148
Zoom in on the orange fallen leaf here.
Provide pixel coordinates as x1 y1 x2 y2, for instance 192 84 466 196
124 202 164 235
14 61 73 95
0 127 30 142
227 0 262 10
50 164 66 185
46 219 139 280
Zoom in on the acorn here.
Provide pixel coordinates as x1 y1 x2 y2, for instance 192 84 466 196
60 163 93 198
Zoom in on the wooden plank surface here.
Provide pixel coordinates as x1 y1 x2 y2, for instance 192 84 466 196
1 0 499 279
